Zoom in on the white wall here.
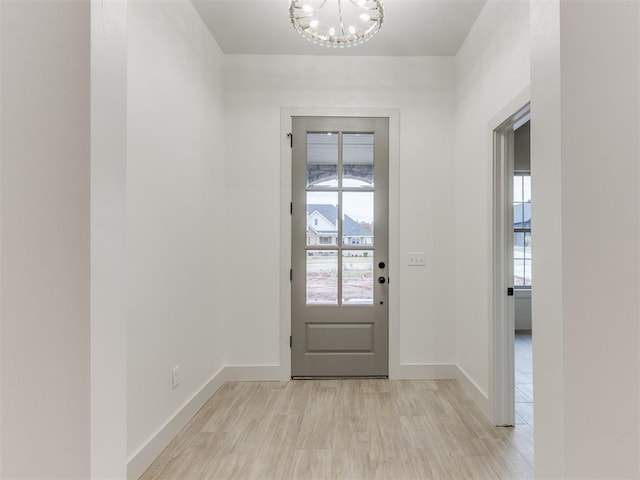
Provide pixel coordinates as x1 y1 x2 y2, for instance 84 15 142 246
91 1 128 478
126 0 226 469
560 4 639 473
529 1 564 475
532 0 640 477
454 0 530 400
0 1 91 477
224 55 457 371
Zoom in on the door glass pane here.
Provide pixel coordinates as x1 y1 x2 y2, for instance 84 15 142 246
514 203 522 228
523 175 532 203
307 133 338 187
342 251 373 305
343 133 374 187
514 175 523 202
514 174 531 229
514 232 525 287
307 192 338 246
524 232 532 286
307 250 338 304
342 192 374 246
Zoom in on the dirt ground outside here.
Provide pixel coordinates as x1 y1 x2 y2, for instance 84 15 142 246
306 254 373 304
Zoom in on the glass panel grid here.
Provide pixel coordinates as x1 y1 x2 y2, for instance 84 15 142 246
305 130 376 305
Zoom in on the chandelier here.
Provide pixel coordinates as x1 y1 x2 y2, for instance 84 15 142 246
289 0 384 48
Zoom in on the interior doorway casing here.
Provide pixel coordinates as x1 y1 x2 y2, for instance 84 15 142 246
279 107 400 381
489 89 530 426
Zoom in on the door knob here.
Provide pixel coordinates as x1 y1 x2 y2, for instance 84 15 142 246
378 276 386 284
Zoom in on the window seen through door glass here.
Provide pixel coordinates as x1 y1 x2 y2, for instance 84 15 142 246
514 173 532 287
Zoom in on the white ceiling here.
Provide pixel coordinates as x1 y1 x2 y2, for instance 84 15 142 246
192 0 487 56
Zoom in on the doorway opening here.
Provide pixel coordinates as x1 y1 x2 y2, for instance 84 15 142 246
492 104 533 428
513 120 533 428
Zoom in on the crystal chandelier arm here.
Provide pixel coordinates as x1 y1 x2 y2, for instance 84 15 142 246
338 0 345 37
346 0 374 10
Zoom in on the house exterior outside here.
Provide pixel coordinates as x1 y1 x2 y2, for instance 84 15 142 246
307 204 373 247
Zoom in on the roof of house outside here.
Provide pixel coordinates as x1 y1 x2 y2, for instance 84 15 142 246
514 202 531 227
307 204 372 237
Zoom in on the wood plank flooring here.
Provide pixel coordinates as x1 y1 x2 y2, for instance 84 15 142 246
140 380 533 480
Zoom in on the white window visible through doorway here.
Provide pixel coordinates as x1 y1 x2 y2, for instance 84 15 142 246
514 172 531 287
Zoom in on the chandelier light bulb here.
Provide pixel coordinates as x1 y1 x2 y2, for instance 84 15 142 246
289 0 384 48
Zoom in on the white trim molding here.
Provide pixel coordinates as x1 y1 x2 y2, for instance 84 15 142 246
393 364 458 380
456 365 491 420
127 365 291 479
487 87 531 426
224 365 288 382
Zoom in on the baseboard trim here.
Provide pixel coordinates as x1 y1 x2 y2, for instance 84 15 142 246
455 365 491 420
392 363 458 380
224 365 287 381
127 365 287 479
127 366 228 480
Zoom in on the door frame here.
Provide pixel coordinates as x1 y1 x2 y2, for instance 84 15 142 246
489 89 530 426
279 107 400 380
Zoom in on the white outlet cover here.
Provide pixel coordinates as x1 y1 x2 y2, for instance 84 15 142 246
172 365 180 389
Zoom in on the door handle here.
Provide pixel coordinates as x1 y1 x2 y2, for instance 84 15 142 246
378 276 386 284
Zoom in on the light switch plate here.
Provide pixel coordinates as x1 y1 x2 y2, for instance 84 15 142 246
408 252 426 266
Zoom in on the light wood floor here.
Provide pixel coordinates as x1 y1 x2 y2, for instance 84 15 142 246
141 380 533 480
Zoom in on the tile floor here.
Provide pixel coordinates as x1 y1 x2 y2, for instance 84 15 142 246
140 379 534 479
515 330 533 427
